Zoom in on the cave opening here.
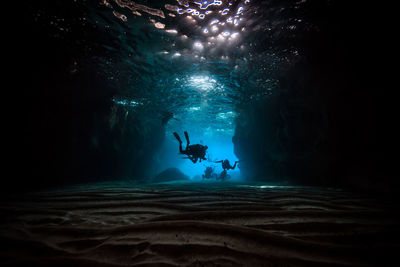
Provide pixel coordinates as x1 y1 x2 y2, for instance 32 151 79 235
7 0 386 190
3 1 397 266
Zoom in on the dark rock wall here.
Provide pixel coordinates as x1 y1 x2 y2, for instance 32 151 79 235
233 1 392 193
5 4 166 191
8 55 166 190
233 58 376 186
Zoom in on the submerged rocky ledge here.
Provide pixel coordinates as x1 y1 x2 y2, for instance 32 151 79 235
1 181 398 266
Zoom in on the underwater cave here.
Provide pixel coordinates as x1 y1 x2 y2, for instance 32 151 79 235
1 0 397 266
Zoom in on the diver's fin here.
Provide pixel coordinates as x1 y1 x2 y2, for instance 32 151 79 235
173 132 182 143
184 131 190 145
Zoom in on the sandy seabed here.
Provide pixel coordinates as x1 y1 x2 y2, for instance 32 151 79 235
0 181 399 266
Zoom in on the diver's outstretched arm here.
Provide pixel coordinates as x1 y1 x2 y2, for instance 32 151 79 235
231 161 238 170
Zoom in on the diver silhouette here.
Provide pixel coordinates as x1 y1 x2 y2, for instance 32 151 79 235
215 159 238 171
173 131 208 163
217 169 230 181
202 166 217 180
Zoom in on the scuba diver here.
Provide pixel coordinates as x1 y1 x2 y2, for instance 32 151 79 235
214 159 239 171
217 169 230 181
202 166 217 180
215 159 240 181
173 131 208 163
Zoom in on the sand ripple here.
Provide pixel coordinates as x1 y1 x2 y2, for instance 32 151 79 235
1 182 398 266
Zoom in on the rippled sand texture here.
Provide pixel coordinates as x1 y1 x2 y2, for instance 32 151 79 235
1 182 399 266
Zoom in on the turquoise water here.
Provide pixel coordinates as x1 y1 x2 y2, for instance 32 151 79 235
81 0 306 178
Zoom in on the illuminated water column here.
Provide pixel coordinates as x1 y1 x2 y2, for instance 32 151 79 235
164 74 240 179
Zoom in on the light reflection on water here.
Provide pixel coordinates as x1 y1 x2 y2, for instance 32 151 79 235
85 0 305 176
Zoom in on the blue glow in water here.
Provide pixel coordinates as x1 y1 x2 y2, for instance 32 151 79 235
154 72 240 180
157 132 240 180
177 134 239 179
